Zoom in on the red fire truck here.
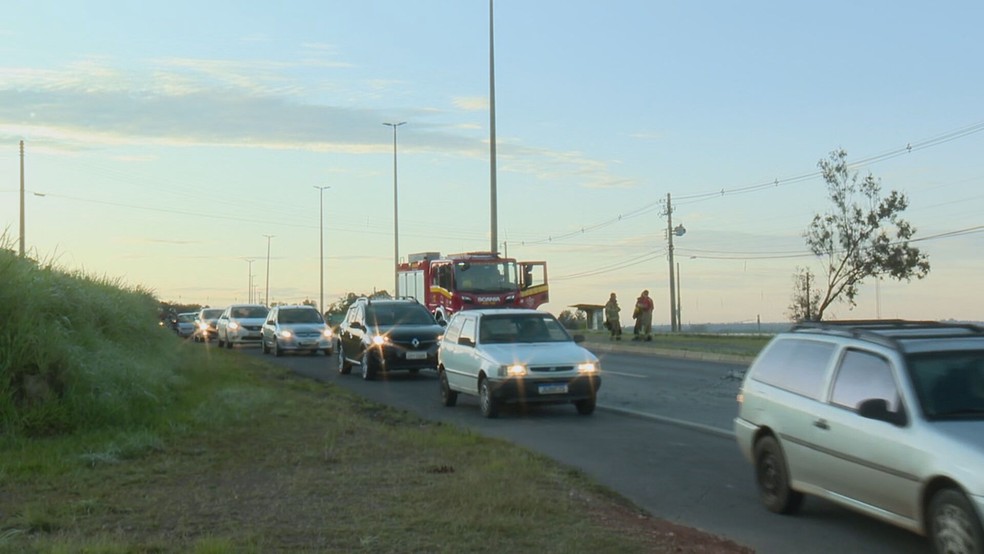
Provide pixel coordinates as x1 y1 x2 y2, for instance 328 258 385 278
396 251 548 323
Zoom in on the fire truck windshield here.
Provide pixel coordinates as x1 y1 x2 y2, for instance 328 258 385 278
454 261 519 293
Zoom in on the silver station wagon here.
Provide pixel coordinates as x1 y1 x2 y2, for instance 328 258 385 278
734 320 984 554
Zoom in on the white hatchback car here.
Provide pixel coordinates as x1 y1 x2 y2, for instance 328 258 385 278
437 309 601 418
216 304 269 348
735 320 984 554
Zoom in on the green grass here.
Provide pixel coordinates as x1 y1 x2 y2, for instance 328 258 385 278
582 330 769 359
0 243 749 553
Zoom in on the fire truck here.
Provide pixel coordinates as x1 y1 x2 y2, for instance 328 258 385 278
397 251 549 323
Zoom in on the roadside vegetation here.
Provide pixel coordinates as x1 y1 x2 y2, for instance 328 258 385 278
0 246 749 553
581 330 769 360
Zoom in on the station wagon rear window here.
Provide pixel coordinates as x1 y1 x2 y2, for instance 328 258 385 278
751 338 836 400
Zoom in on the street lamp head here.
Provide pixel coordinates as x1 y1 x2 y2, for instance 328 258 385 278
383 121 406 128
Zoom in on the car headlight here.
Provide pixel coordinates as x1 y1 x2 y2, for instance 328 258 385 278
197 321 209 330
279 330 293 339
322 328 333 339
228 321 240 331
500 364 527 377
577 362 599 374
371 334 389 346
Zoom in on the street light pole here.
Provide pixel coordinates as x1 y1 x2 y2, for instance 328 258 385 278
314 185 330 311
19 140 25 257
244 258 255 303
383 121 406 296
489 0 498 253
263 234 274 306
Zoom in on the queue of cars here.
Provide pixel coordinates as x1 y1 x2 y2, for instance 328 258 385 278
175 296 604 418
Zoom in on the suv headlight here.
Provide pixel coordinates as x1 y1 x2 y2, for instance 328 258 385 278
371 334 389 346
577 362 599 374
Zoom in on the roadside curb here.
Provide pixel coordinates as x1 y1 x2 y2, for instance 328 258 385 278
598 404 736 439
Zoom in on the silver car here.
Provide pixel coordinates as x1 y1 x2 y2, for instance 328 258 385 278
216 304 269 348
734 320 984 554
260 305 333 356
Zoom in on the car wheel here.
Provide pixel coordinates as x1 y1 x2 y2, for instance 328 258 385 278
479 377 499 418
929 488 984 554
218 334 225 348
337 344 352 374
273 340 282 357
262 338 270 354
754 435 803 514
439 369 457 407
575 394 596 416
360 351 376 381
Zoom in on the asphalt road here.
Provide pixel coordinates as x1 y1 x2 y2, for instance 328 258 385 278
236 344 928 554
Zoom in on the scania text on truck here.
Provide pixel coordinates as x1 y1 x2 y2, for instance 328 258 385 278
397 251 548 323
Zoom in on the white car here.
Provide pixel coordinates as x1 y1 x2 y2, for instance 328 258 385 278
735 320 984 554
261 305 334 356
216 304 269 348
437 309 602 418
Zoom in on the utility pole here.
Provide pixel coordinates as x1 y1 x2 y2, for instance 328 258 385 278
666 193 678 332
19 140 25 257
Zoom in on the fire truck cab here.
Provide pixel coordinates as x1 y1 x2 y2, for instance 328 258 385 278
397 251 548 324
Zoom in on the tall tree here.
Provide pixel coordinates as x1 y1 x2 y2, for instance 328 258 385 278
805 149 930 320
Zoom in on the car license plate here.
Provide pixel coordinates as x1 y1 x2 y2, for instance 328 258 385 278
538 383 568 395
406 351 427 360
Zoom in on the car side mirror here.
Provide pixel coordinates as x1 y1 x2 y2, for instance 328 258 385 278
858 398 907 426
572 334 586 343
458 336 475 347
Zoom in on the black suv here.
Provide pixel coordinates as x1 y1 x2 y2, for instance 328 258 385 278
336 298 444 380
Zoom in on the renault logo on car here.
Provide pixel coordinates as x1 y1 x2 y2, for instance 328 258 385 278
411 338 420 349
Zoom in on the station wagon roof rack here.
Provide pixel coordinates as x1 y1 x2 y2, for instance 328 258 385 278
790 319 984 350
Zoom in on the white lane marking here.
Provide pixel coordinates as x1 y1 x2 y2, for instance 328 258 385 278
603 370 648 378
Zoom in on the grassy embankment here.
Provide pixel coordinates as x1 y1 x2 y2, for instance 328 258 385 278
0 246 750 553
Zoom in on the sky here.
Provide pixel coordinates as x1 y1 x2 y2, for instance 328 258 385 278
2 1 983 324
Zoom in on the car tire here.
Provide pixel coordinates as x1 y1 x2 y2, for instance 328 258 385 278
262 338 270 354
218 335 225 348
754 435 803 515
273 340 282 357
439 369 457 407
479 377 499 418
929 488 984 554
574 394 596 416
360 351 376 381
338 344 351 374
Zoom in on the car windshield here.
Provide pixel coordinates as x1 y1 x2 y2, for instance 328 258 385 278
231 306 269 319
177 313 196 323
454 261 519 293
366 304 435 326
278 308 323 324
906 350 984 420
202 309 223 319
479 313 571 344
